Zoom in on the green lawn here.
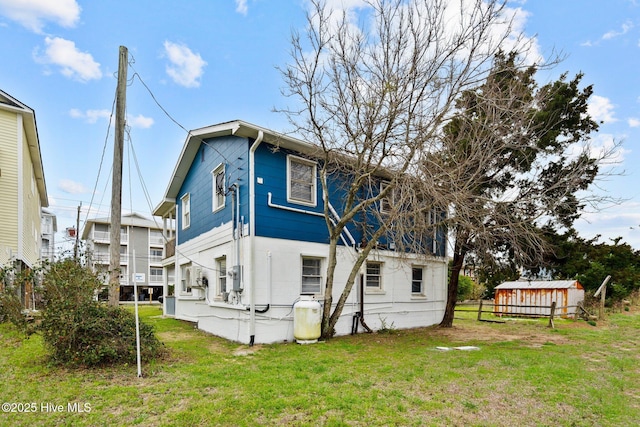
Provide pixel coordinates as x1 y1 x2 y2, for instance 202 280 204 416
1 306 639 426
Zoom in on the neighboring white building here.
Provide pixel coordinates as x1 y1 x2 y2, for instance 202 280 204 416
40 208 57 261
81 212 169 302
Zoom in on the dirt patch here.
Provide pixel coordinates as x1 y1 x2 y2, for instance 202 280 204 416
233 344 264 356
157 331 194 342
425 321 575 347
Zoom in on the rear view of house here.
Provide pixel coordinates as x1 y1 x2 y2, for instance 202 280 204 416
154 120 448 344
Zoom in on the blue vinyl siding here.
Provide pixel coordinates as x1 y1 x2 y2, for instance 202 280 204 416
176 135 446 255
178 135 250 244
254 144 331 243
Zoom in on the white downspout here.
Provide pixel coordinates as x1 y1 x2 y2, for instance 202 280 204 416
248 130 264 345
267 251 272 306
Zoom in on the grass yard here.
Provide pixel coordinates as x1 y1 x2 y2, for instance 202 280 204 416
1 305 639 426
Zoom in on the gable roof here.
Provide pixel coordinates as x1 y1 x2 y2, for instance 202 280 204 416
495 280 583 290
154 120 318 216
0 89 48 206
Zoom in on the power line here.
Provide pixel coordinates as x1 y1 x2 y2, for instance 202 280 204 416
128 61 245 183
83 85 117 228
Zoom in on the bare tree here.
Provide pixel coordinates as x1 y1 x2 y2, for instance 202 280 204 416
413 52 620 327
279 0 520 338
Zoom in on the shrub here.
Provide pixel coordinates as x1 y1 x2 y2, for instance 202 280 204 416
41 302 163 366
457 275 475 301
38 258 163 367
0 264 40 335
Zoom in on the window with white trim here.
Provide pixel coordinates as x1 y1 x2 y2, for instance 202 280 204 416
365 261 383 291
216 256 227 297
212 164 225 212
181 264 192 294
301 257 323 295
380 181 394 214
412 266 424 295
181 193 190 230
287 155 316 206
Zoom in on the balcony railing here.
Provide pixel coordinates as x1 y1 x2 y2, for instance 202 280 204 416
93 253 110 264
93 230 128 244
149 235 164 246
149 275 164 283
92 250 128 265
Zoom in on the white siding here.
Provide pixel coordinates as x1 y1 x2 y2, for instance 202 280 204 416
174 233 448 344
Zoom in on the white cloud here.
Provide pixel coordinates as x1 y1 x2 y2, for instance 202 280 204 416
69 108 110 123
0 0 80 33
34 37 102 82
602 20 633 40
235 0 248 15
314 1 542 67
576 201 640 249
499 6 543 65
70 109 153 129
588 95 617 124
128 114 154 129
163 41 207 88
628 118 640 128
58 179 90 194
581 21 634 47
588 133 629 166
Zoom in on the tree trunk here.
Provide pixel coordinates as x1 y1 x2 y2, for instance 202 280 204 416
440 236 468 328
321 234 340 339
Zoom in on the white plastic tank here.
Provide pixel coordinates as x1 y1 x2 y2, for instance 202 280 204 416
293 295 322 344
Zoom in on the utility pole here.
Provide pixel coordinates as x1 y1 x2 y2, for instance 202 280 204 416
108 46 127 307
74 202 81 261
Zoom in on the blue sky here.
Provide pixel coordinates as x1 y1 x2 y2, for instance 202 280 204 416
0 0 638 254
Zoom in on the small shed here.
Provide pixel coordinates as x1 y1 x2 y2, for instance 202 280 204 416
494 280 584 318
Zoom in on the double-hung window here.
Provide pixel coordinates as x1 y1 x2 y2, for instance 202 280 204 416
216 256 227 297
287 155 316 206
412 266 424 295
212 164 225 212
380 181 394 214
301 257 323 295
181 263 192 294
181 193 191 230
365 261 383 291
